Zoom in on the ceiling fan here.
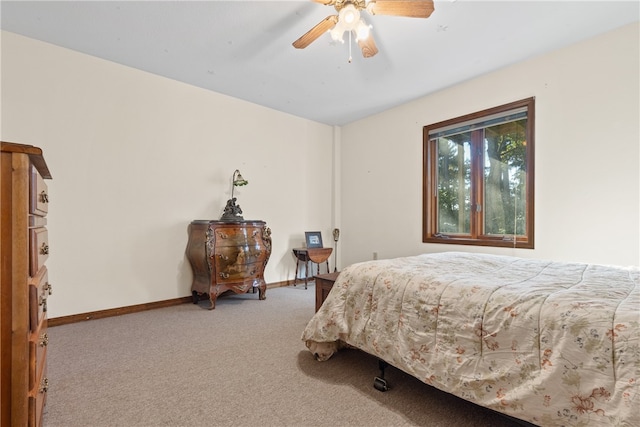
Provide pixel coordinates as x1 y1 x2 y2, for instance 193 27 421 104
292 0 435 59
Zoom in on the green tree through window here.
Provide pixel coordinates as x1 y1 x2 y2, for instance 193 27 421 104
423 98 535 248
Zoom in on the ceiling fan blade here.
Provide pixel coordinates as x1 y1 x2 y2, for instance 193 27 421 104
292 15 339 49
369 0 435 18
358 34 379 58
312 0 337 4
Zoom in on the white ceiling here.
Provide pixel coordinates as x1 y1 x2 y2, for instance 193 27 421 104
1 1 638 126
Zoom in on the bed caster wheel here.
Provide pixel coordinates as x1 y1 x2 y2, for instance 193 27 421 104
374 359 390 392
374 376 389 392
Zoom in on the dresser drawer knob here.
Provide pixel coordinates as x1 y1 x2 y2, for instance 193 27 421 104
39 191 49 203
39 377 50 394
39 333 49 347
40 242 49 255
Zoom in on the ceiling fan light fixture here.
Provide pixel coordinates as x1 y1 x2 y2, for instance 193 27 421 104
332 3 371 43
339 4 360 30
330 22 346 43
355 19 371 40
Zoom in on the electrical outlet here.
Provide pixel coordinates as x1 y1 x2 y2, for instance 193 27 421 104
373 252 378 260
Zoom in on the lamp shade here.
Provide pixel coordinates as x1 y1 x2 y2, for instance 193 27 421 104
233 170 248 186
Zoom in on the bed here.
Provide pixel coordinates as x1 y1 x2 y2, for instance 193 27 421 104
301 252 639 427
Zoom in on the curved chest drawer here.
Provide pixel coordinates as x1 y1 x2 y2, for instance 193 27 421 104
213 226 263 248
215 245 267 266
216 260 264 282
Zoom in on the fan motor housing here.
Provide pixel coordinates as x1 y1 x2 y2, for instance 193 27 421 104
334 0 366 12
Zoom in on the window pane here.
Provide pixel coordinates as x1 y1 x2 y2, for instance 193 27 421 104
437 135 471 234
483 120 527 236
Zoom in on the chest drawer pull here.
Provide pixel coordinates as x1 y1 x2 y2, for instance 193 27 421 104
220 272 230 279
39 378 50 394
39 191 49 203
39 333 49 347
40 242 49 255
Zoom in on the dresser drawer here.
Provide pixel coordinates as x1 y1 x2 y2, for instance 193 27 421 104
213 226 263 247
29 360 48 427
30 165 49 217
216 260 263 283
29 267 50 331
29 317 48 391
215 245 266 266
29 228 49 277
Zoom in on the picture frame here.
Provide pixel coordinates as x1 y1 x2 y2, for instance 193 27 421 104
305 231 323 248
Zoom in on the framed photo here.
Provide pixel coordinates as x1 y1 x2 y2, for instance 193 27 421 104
305 231 323 248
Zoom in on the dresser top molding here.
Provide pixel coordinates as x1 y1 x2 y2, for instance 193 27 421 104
191 219 265 224
1 141 52 179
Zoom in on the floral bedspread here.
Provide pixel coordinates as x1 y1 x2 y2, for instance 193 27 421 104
302 252 639 427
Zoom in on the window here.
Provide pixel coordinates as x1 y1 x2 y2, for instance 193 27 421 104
423 98 535 248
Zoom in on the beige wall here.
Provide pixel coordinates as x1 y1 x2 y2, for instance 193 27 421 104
339 22 639 268
1 31 335 318
2 22 638 318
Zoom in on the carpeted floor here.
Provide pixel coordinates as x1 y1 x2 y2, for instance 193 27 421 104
43 285 526 426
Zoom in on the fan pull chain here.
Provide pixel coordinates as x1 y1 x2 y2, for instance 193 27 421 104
348 31 353 63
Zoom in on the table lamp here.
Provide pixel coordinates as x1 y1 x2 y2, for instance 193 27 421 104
220 169 248 221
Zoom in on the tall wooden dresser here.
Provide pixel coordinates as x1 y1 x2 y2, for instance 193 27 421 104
1 142 52 427
186 220 271 310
